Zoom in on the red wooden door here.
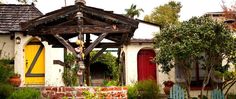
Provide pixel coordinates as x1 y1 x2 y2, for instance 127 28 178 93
138 49 156 81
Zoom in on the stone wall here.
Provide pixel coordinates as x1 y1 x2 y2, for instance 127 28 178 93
41 86 127 99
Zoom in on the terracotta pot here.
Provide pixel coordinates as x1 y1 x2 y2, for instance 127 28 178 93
163 81 174 95
163 81 174 87
163 86 171 95
9 76 21 87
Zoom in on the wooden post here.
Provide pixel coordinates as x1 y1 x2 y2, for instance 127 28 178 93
85 34 90 86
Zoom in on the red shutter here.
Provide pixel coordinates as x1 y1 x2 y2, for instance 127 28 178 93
138 49 157 82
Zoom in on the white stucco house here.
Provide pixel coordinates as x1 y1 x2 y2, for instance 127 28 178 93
0 4 65 86
121 18 236 97
120 19 175 86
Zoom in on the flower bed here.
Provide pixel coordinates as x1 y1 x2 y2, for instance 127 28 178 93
41 86 128 99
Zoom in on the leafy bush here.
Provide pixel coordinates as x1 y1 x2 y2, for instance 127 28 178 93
7 88 40 99
103 80 119 86
227 93 236 99
62 67 78 86
127 85 138 99
0 59 14 83
128 80 160 99
62 53 78 86
90 51 119 80
0 83 14 99
64 53 76 66
202 95 208 99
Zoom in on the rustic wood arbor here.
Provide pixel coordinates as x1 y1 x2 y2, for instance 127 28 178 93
21 1 138 85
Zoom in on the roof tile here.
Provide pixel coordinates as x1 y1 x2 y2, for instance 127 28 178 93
0 4 42 32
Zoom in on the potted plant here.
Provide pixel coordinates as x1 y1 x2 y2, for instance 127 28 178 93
163 80 174 95
9 73 21 87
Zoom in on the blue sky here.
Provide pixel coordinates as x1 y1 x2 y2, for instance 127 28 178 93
3 0 235 21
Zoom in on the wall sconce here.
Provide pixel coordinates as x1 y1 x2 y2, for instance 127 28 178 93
15 37 21 44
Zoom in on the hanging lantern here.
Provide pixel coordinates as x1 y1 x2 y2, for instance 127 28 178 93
15 36 21 44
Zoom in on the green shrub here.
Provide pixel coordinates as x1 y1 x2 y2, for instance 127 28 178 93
62 67 78 86
103 80 119 86
127 85 138 99
7 88 40 99
202 95 208 99
64 53 76 66
0 83 14 99
62 53 78 86
227 93 236 99
128 80 160 99
0 59 14 83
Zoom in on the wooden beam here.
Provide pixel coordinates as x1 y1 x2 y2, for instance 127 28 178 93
83 17 109 25
28 25 131 35
52 42 120 48
56 19 76 26
85 34 90 86
84 33 108 56
21 6 79 30
82 6 139 28
54 34 77 57
96 43 120 48
53 60 69 67
91 47 107 63
119 34 129 44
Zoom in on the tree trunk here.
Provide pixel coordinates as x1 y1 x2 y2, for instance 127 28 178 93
175 58 192 99
201 64 213 98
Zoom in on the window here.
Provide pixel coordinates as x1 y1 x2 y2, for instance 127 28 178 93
190 59 212 90
175 58 212 90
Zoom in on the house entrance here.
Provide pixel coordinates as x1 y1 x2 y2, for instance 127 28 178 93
137 49 157 81
24 38 45 85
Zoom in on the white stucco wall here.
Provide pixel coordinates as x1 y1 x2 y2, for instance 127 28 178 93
0 35 14 59
14 33 64 86
122 42 174 87
132 22 160 39
122 21 177 93
44 44 64 86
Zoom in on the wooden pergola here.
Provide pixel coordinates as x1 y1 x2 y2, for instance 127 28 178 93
21 1 138 85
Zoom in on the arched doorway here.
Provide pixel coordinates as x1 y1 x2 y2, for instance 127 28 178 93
90 62 110 86
24 38 45 85
137 49 157 81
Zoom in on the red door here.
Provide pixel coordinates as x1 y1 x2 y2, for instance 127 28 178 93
138 49 157 81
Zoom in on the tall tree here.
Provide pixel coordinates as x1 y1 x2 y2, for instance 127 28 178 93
144 1 181 27
220 1 236 95
155 16 235 98
125 4 144 19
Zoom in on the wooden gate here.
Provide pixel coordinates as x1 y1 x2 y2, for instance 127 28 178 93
137 49 156 81
24 39 45 85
